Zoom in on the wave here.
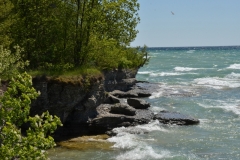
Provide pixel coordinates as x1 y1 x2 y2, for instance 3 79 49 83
174 67 203 72
227 64 240 70
138 71 192 77
115 146 171 160
225 72 240 79
149 84 198 99
198 100 240 115
138 71 152 75
193 77 240 89
134 120 169 132
107 121 172 160
149 72 183 77
186 50 196 53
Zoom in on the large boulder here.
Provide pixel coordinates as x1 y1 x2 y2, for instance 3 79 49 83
154 110 200 125
127 98 150 109
103 69 138 92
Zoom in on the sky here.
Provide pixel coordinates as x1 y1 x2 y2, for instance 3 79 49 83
131 0 240 47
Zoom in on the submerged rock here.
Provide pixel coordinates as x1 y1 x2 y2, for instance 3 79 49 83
154 110 200 125
57 134 113 150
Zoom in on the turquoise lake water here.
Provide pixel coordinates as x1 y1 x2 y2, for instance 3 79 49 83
49 46 240 160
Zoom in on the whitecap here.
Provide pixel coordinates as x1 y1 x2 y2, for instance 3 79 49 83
186 50 195 53
109 121 169 138
193 77 240 89
227 64 240 70
174 67 202 72
199 119 210 124
138 71 152 75
225 72 240 79
108 131 139 149
135 120 169 132
149 83 198 99
149 72 183 77
149 91 164 99
151 106 165 113
198 100 240 115
115 146 171 160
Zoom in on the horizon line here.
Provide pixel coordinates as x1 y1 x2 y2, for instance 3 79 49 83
143 45 240 48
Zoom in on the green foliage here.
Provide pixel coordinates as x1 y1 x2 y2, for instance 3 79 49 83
88 39 149 70
0 0 15 47
1 0 146 71
0 72 62 159
0 45 29 80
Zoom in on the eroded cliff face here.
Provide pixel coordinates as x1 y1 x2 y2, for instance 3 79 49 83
30 69 138 138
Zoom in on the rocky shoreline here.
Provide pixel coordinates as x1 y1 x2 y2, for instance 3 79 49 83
29 68 199 140
89 84 199 137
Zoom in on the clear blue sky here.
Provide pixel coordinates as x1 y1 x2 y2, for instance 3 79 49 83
131 0 240 47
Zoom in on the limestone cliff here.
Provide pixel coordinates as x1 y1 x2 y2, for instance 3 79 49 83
30 69 138 138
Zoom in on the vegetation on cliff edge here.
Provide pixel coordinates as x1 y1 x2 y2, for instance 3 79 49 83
0 0 149 159
0 0 149 72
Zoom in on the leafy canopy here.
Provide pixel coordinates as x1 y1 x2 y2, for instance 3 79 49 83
1 0 148 71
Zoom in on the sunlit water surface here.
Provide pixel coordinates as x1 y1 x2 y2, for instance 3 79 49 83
49 46 240 160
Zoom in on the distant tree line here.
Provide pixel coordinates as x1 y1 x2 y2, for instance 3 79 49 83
0 0 148 71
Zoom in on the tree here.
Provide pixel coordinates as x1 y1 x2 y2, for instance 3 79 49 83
2 0 143 70
0 47 62 159
0 0 15 47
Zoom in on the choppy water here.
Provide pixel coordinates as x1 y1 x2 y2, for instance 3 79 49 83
49 46 240 160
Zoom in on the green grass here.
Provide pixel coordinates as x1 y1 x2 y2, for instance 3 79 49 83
28 67 104 85
28 67 102 78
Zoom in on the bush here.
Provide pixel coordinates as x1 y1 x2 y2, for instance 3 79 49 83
0 46 62 159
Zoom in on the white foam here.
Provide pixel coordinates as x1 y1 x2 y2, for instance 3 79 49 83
135 120 169 132
108 121 169 150
193 77 240 89
198 100 240 115
150 72 183 77
199 119 210 124
174 67 202 72
149 91 163 99
186 50 195 53
138 71 152 75
149 84 198 99
115 146 171 160
110 121 169 137
151 106 165 113
225 72 240 79
227 64 240 69
108 131 139 149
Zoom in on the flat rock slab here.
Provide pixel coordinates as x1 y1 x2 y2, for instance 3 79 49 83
127 98 150 109
104 94 121 104
154 110 200 125
110 88 151 98
89 103 154 133
110 103 136 116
